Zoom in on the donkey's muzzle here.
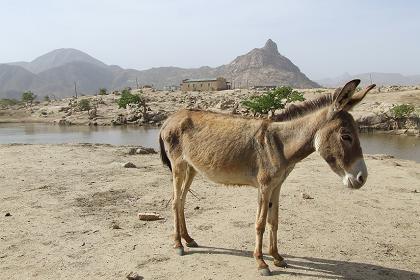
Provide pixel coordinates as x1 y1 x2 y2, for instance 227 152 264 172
343 158 368 189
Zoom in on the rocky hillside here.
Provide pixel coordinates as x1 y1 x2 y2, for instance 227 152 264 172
0 40 319 99
1 85 418 135
217 39 319 88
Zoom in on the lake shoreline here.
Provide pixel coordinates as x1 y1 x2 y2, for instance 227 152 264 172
1 114 419 137
1 86 419 135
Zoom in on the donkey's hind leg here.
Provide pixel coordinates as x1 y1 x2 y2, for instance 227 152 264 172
254 186 273 276
179 164 198 247
267 185 287 268
172 161 187 256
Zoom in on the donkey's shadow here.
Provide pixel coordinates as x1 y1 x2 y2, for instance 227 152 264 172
188 246 419 279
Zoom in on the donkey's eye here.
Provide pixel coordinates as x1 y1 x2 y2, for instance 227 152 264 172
326 156 336 164
340 134 353 143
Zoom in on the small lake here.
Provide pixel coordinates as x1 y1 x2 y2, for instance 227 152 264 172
0 123 419 163
0 123 160 147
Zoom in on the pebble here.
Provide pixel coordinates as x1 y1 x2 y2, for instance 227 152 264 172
111 223 122 229
138 212 162 221
126 271 142 280
5 212 11 217
122 162 136 168
301 192 314 200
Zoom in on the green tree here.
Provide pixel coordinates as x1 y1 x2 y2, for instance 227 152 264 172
22 91 37 104
117 89 143 109
78 99 91 112
242 86 305 116
98 88 107 95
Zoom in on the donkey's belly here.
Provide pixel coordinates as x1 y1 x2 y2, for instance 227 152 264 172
186 158 255 186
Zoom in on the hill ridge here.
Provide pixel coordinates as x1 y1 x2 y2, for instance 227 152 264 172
1 39 320 98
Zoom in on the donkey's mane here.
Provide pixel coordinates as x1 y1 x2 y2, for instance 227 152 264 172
273 93 334 122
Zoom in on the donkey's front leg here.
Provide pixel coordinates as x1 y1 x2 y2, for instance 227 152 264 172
254 187 272 276
267 185 287 268
172 163 186 256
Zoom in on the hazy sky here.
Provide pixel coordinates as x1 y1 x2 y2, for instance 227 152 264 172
1 0 419 79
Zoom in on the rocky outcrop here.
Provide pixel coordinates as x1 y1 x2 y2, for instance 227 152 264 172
356 113 420 136
218 39 320 88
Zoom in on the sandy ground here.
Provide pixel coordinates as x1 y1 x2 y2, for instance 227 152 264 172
0 144 419 280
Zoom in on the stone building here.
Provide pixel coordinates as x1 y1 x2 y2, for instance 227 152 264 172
180 77 230 91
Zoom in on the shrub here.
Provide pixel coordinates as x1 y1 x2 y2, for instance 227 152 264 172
0 98 20 106
44 95 51 102
78 99 91 112
99 88 107 95
22 91 36 104
242 86 305 116
389 104 416 119
117 89 143 109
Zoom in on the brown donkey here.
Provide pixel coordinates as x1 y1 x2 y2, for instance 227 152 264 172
159 79 375 276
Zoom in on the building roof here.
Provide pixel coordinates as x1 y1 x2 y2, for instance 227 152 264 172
183 78 219 83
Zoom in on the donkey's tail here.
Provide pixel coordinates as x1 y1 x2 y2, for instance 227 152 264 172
159 132 172 172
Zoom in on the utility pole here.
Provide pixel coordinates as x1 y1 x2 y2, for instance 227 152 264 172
74 81 78 99
136 77 140 89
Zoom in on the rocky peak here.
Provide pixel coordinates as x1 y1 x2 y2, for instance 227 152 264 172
222 39 320 88
262 39 279 54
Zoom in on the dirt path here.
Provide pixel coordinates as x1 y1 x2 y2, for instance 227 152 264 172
0 144 419 279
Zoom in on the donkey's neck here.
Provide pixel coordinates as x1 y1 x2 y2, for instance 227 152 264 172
272 108 329 163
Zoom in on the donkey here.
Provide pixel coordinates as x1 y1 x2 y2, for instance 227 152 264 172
159 79 375 276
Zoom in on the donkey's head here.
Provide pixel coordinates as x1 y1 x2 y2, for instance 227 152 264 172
314 79 375 189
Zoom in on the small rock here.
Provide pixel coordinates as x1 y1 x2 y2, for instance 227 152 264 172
5 212 11 217
126 271 142 280
81 242 85 246
122 162 136 168
111 223 122 230
393 162 402 167
138 212 162 221
411 189 419 194
301 192 313 200
194 206 200 210
128 147 157 155
136 147 157 155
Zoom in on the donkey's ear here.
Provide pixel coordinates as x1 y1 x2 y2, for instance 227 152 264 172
333 79 360 112
343 84 376 111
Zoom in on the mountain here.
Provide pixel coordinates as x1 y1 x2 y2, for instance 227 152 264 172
9 48 107 74
0 64 45 99
217 39 319 88
1 39 320 98
317 72 420 87
37 61 114 96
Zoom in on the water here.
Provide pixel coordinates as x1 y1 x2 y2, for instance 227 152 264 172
359 133 419 163
0 123 419 162
0 123 161 148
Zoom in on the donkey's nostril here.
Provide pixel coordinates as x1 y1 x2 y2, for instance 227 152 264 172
357 174 364 184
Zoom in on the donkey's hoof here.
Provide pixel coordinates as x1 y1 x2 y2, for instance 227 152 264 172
274 258 288 268
258 268 271 276
174 247 184 256
186 240 199 248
